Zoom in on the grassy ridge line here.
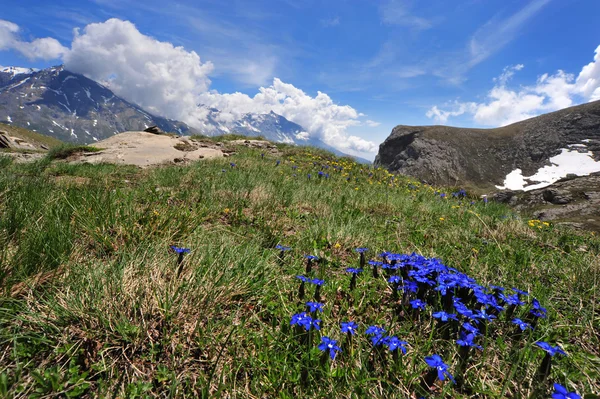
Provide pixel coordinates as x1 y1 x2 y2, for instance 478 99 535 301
0 140 598 398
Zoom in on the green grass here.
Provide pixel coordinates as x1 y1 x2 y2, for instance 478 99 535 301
0 145 598 398
45 144 102 160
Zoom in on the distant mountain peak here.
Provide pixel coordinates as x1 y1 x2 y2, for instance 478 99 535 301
0 65 191 142
0 66 38 77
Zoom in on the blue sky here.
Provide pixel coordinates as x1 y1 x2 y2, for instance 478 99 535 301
1 0 600 157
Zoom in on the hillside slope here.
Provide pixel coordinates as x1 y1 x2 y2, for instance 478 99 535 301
0 143 597 397
374 100 600 189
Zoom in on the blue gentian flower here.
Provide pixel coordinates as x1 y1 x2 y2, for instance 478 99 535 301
424 354 455 383
230 162 236 167
276 160 280 166
531 298 547 318
346 268 363 274
456 332 483 350
454 300 474 318
170 246 190 254
290 312 320 331
462 322 480 335
552 383 581 399
307 173 311 179
512 318 533 331
355 247 369 253
399 280 418 293
500 293 525 306
340 321 358 335
433 311 458 322
536 342 567 357
382 336 408 354
276 245 291 251
410 299 426 310
474 308 497 322
365 325 386 336
365 325 386 345
304 255 319 261
388 275 402 284
306 301 324 313
296 275 310 283
311 278 325 286
318 336 341 360
513 288 529 297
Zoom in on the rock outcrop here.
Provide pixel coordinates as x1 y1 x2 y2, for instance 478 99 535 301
496 173 600 231
374 100 600 189
0 130 38 150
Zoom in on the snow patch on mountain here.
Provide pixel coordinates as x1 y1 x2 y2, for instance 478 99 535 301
496 146 600 191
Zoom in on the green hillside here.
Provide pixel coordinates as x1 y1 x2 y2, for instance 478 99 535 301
0 122 63 149
0 140 597 398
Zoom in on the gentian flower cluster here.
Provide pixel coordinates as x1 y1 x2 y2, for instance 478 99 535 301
281 244 568 393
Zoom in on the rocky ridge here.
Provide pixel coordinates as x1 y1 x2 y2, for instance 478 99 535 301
374 100 600 189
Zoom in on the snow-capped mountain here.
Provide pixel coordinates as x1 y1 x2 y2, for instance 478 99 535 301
198 107 371 163
0 65 190 143
0 65 370 163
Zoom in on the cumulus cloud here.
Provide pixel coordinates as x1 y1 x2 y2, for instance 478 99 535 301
63 19 214 125
427 45 600 127
198 79 376 153
365 120 381 127
0 18 376 155
0 19 67 60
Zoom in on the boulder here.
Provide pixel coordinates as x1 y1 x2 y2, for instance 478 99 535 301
144 126 164 135
542 189 573 204
0 132 36 150
493 191 518 204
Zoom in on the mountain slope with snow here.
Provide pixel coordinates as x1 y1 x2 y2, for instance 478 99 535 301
0 65 370 163
375 100 600 189
0 66 191 143
199 107 371 163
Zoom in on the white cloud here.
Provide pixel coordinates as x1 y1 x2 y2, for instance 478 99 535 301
427 46 600 126
321 17 340 27
365 120 381 127
0 18 376 155
468 0 550 68
198 79 376 153
379 0 433 30
577 45 600 101
63 19 214 126
0 19 67 60
425 102 477 124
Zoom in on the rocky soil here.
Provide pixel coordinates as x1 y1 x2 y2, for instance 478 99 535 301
493 173 600 231
68 134 282 168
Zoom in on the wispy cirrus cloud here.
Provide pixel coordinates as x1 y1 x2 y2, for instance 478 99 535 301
468 0 551 68
379 0 434 30
321 16 340 27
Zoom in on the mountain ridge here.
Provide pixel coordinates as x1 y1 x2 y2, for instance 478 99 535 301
374 100 600 189
0 65 370 163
